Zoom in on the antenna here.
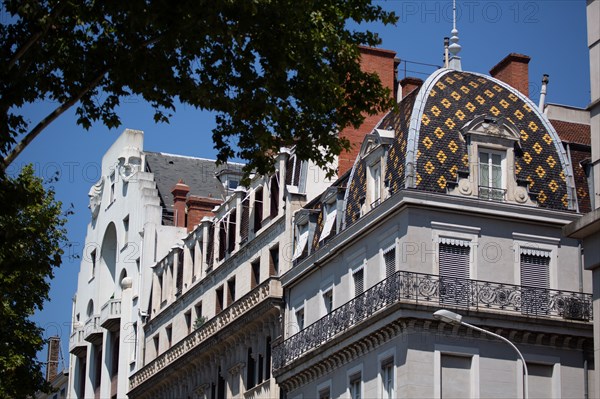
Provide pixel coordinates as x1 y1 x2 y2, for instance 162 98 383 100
448 0 462 70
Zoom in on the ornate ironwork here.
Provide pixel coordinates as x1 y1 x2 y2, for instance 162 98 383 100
272 271 592 370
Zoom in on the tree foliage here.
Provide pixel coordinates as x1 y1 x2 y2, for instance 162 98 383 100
1 0 397 177
0 165 68 398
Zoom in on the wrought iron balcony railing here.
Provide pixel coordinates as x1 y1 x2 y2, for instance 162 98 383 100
272 270 592 371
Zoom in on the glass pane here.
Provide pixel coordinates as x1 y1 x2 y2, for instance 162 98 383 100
480 164 489 186
491 165 502 188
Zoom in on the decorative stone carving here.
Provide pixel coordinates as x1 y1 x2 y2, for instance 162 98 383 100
88 177 105 219
118 146 142 181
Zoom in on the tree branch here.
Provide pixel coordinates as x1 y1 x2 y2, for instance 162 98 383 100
1 70 107 171
7 2 68 71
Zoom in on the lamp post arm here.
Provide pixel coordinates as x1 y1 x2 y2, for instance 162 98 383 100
461 321 528 399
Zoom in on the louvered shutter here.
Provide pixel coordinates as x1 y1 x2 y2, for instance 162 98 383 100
353 268 364 296
439 241 470 306
384 248 396 277
520 252 550 315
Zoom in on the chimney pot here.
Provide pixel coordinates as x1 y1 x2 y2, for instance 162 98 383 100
171 180 190 228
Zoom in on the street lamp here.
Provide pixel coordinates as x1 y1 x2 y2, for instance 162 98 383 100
433 309 529 399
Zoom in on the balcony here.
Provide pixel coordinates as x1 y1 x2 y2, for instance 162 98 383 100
272 270 592 371
100 298 122 331
130 278 282 390
83 315 103 345
69 326 86 357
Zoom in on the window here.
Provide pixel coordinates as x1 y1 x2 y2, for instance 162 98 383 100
383 247 396 278
166 325 172 348
175 249 184 295
109 172 115 203
227 209 236 253
439 239 470 306
184 311 192 334
318 387 331 399
152 334 160 356
189 244 196 278
295 307 305 331
292 224 309 261
157 273 164 304
215 286 224 313
218 219 227 261
131 322 138 360
528 362 555 398
247 348 256 389
478 149 505 200
270 174 280 218
227 277 236 306
251 258 261 289
520 250 550 315
240 196 250 244
265 337 272 379
368 161 382 208
349 372 362 399
90 248 97 278
86 300 94 317
253 187 263 233
195 302 203 320
269 246 279 276
441 354 472 398
123 215 129 246
319 203 337 242
381 358 394 399
353 268 364 296
323 288 333 314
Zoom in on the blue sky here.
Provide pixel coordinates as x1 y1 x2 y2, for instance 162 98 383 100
14 0 590 370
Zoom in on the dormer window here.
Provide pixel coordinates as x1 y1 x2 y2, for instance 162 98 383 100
449 116 536 206
478 149 505 200
368 161 382 208
360 129 393 214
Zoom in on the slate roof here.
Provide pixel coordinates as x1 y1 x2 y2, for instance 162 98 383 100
144 152 244 213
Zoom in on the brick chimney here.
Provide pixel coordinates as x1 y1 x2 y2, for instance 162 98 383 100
338 46 397 176
46 336 60 382
400 77 424 100
186 195 222 232
171 179 190 228
489 53 531 97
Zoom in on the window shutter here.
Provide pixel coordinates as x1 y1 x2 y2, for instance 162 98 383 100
439 243 469 279
384 248 396 277
439 242 470 306
520 254 550 288
353 268 364 296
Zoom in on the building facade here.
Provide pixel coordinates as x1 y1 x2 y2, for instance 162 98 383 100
67 129 242 398
65 33 597 399
273 54 596 398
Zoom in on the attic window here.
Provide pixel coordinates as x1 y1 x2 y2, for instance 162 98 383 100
478 149 506 200
449 115 534 206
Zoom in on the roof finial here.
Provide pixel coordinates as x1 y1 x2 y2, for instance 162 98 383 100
448 0 462 71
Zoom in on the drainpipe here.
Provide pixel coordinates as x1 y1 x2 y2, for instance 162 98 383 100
538 74 549 111
578 241 584 293
584 358 589 399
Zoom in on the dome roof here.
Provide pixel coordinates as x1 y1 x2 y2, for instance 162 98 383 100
343 68 577 228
